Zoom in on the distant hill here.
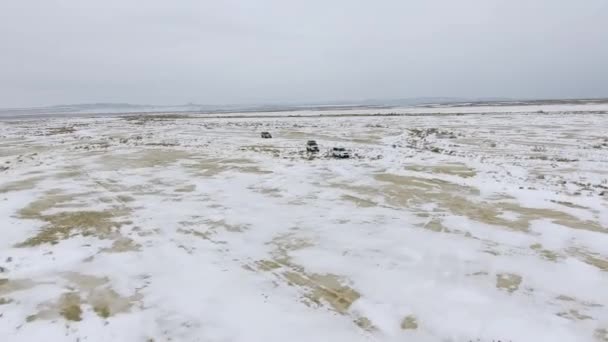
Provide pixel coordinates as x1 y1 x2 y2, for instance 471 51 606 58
1 97 607 118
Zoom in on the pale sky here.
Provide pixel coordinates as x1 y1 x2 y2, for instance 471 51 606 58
1 0 607 107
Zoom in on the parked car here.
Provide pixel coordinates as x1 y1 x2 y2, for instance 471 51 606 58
331 147 350 159
306 140 319 153
261 132 272 139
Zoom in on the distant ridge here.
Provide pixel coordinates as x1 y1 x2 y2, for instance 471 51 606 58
1 97 607 118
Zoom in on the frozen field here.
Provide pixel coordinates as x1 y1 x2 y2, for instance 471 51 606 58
1 108 608 341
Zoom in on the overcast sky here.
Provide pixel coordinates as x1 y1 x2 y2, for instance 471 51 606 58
1 0 607 108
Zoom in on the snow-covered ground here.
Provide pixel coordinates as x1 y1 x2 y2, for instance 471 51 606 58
1 108 607 341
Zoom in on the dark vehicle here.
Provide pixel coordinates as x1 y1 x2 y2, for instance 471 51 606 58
261 132 272 139
306 140 319 153
331 147 350 159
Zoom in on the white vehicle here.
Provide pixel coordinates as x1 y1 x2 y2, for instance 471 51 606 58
331 147 350 159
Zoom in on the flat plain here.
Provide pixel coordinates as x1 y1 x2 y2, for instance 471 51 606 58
1 104 607 341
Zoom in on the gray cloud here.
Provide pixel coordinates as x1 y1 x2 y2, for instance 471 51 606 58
1 0 607 107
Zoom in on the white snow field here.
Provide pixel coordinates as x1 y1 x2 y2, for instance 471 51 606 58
1 106 608 341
